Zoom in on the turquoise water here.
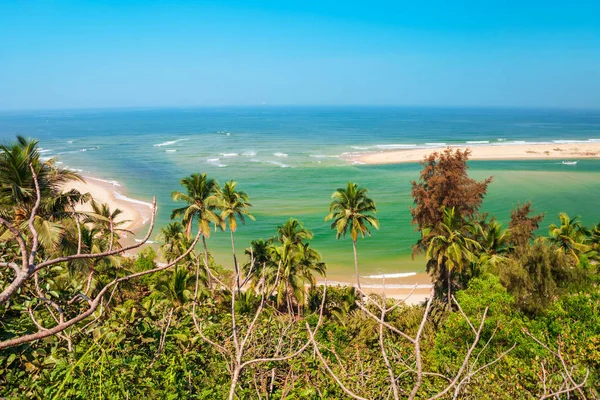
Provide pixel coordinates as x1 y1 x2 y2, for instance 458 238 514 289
1 107 600 280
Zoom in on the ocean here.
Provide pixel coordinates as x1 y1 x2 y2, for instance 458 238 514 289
2 106 600 282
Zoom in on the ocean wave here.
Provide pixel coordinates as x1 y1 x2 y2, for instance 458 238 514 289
80 146 99 152
67 140 74 144
221 152 238 157
153 138 188 147
135 239 155 244
113 192 153 208
309 154 340 158
274 152 288 157
424 143 446 147
39 148 53 154
553 140 581 144
466 140 489 144
322 281 432 290
363 272 417 279
352 160 366 165
351 146 370 150
207 158 227 167
165 149 177 153
267 160 290 168
374 144 417 149
85 176 122 187
242 151 257 156
588 139 600 142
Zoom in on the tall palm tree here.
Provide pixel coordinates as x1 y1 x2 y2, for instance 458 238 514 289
219 180 255 291
425 207 481 303
548 213 590 264
273 219 326 315
171 173 223 287
325 182 379 291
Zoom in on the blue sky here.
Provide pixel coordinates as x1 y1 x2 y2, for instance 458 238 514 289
1 0 599 110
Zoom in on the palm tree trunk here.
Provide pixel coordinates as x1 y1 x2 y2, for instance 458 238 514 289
230 230 240 292
202 235 212 289
352 239 361 291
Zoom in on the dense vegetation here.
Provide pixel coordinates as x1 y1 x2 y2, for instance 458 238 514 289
1 139 599 398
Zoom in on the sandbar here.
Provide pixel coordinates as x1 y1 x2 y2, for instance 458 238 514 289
350 142 600 165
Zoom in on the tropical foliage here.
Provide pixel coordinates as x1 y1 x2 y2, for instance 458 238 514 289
1 138 599 398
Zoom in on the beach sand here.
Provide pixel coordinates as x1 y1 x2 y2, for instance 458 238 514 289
323 271 433 305
350 142 600 165
61 176 151 232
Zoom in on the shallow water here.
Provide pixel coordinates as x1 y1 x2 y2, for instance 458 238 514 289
2 106 600 278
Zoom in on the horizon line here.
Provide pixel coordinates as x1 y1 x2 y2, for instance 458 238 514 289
1 103 600 113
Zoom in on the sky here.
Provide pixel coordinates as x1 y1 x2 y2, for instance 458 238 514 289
1 0 599 110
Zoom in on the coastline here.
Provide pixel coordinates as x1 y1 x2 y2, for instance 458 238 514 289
349 142 600 165
59 176 433 305
61 176 152 233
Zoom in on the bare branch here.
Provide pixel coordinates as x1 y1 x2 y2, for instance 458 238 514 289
28 163 42 264
0 224 200 350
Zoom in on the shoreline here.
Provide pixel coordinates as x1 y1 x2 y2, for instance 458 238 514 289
348 142 600 165
320 271 432 305
61 176 152 233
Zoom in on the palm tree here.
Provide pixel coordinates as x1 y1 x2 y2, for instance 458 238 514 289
159 221 188 262
171 173 223 288
219 180 255 291
243 238 275 293
84 200 132 252
476 220 512 267
548 213 590 264
425 207 481 303
0 136 82 255
272 219 326 315
325 182 379 291
0 136 80 217
276 218 313 245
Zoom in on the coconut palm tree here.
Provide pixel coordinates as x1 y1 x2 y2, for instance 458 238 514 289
159 221 188 262
84 200 132 252
0 136 80 217
219 180 255 291
425 207 481 304
171 173 223 288
270 219 326 315
548 213 590 264
325 182 379 291
0 136 83 255
275 218 313 245
243 238 276 293
476 219 512 267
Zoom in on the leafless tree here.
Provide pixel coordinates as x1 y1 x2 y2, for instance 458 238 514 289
308 288 516 399
193 252 328 400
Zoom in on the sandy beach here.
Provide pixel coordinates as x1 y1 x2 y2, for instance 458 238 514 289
61 176 151 233
350 142 600 165
323 271 433 305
